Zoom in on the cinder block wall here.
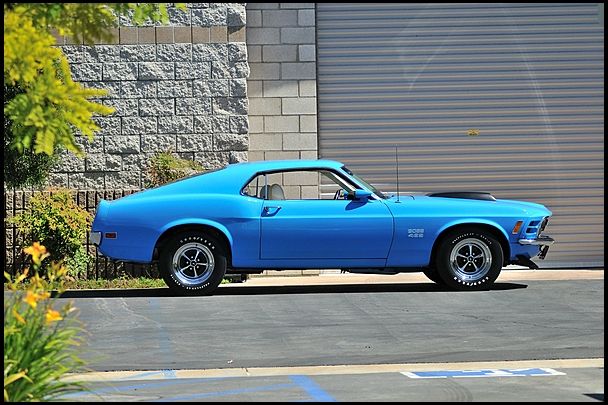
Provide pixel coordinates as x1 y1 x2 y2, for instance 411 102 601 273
246 3 318 164
52 3 249 189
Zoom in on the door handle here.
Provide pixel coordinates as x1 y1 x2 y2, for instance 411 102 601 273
263 206 282 216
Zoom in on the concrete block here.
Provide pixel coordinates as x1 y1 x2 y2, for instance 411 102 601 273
282 97 317 115
283 132 318 150
298 9 315 26
121 81 156 98
230 78 247 97
103 99 138 116
103 63 138 81
263 80 299 97
227 4 247 26
248 45 262 62
121 116 157 135
282 62 316 79
214 133 248 151
157 43 192 62
177 134 214 152
298 44 316 61
262 10 298 27
248 80 263 97
249 97 281 115
250 133 283 151
119 45 156 62
175 98 212 115
247 28 280 45
158 116 194 134
280 3 315 9
194 80 229 97
265 116 299 132
83 45 120 62
299 80 317 96
193 43 228 62
213 97 248 115
249 62 280 79
248 116 264 133
263 45 297 62
71 63 102 81
247 10 262 27
105 136 140 153
281 27 315 44
139 98 175 116
157 80 193 98
141 135 177 152
300 115 317 133
105 171 141 189
247 3 279 10
138 62 174 80
175 62 211 79
230 115 249 134
264 151 299 160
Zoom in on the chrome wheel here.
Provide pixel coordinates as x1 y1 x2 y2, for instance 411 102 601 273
171 242 215 287
449 238 492 281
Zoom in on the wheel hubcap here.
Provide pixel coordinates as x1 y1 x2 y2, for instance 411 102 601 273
449 238 492 281
172 242 215 286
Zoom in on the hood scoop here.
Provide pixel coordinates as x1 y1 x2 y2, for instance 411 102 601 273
427 191 496 201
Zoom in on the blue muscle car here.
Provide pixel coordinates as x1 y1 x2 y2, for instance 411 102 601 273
90 159 554 294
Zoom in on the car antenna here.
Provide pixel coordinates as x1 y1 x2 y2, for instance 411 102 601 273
395 145 401 203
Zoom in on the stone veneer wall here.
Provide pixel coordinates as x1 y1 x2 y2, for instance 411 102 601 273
51 3 249 189
246 3 318 163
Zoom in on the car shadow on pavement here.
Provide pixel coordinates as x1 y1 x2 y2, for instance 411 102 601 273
55 282 527 299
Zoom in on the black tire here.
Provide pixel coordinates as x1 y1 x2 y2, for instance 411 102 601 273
159 231 227 295
436 228 503 291
423 267 445 285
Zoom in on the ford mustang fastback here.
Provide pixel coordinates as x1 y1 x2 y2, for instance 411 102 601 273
90 159 554 294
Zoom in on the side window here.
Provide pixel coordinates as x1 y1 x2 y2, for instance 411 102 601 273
242 170 357 200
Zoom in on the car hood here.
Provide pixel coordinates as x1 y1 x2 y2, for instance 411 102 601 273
387 193 552 217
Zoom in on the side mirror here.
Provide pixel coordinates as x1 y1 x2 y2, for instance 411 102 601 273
347 189 373 201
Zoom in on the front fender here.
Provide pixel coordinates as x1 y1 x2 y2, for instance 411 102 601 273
436 218 510 243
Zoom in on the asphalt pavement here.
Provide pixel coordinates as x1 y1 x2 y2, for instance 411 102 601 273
58 269 604 402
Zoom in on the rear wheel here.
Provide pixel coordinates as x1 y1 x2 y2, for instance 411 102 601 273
436 228 503 291
159 231 227 295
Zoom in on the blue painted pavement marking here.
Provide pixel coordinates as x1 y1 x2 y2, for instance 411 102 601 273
289 375 337 402
60 377 227 398
402 368 566 379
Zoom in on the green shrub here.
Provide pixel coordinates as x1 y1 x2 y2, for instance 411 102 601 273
10 190 91 278
147 150 204 187
4 243 86 402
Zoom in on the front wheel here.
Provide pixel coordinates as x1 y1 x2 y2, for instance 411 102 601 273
436 228 503 291
159 232 227 295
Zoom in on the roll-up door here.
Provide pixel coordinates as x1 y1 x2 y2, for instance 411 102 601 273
317 3 604 267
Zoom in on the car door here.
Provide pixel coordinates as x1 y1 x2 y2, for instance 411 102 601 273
260 198 393 260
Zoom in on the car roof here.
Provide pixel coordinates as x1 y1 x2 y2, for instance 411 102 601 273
225 159 345 176
158 159 346 195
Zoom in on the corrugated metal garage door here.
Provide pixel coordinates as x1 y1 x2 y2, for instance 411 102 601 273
317 3 604 267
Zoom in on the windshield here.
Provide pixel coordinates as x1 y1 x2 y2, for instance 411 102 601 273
342 166 387 199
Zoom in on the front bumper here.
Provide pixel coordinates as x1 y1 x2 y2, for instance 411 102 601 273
518 235 555 260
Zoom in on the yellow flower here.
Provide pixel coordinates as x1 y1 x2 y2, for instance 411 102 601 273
22 291 50 309
45 309 63 324
23 291 39 308
23 242 50 265
12 309 26 325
